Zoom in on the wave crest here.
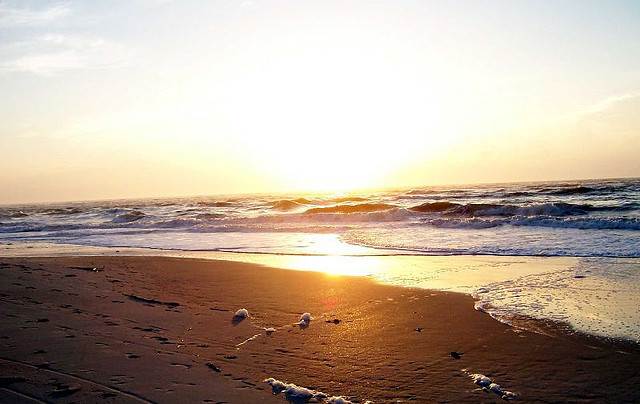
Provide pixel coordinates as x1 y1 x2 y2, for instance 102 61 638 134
196 201 233 207
326 196 369 203
409 202 603 217
547 185 595 195
272 200 305 211
409 201 460 213
112 210 145 223
305 203 398 214
421 216 640 230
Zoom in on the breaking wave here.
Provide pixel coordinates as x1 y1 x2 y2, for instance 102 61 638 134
112 210 146 223
272 200 306 211
0 177 638 258
305 203 399 214
422 216 640 230
409 201 459 213
409 201 617 217
196 201 234 207
547 185 595 195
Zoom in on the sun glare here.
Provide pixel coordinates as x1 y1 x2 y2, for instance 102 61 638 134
282 254 384 277
216 28 451 192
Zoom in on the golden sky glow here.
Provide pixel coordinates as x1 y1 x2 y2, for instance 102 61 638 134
1 1 639 203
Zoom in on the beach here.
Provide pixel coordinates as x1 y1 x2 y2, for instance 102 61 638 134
1 255 638 403
3 0 639 402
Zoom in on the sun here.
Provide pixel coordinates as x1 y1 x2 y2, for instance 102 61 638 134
241 123 400 192
219 58 436 192
208 23 460 193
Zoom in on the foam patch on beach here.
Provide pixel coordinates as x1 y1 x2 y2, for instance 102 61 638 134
294 312 314 328
471 258 640 342
466 371 518 400
236 333 261 348
264 378 371 403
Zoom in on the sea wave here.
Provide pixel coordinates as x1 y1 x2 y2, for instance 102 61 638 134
325 196 369 203
547 185 595 195
40 207 85 215
460 202 599 216
409 201 618 217
1 178 638 258
112 210 146 223
510 216 640 230
0 210 29 219
272 200 306 211
0 223 88 233
421 216 640 230
196 212 226 220
196 201 234 207
305 203 398 214
409 201 459 213
342 227 640 257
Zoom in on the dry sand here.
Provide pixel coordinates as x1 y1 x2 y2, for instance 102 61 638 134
1 256 638 403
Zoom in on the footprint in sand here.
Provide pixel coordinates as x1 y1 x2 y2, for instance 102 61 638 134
170 362 193 369
205 362 222 372
109 375 132 385
49 383 82 398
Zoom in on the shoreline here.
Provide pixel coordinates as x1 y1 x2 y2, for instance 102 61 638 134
1 255 639 403
3 241 639 343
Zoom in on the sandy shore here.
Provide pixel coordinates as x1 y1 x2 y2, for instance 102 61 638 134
1 256 638 403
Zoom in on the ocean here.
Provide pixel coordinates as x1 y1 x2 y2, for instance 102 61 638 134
1 177 639 342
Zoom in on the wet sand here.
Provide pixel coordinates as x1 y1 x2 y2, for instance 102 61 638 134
1 256 638 403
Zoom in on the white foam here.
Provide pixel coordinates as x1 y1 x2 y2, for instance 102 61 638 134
489 383 503 395
264 378 369 403
473 258 640 342
326 397 355 404
298 312 313 324
283 385 319 400
264 378 325 401
468 373 518 400
502 390 518 400
234 308 249 318
473 302 487 313
471 373 492 387
264 377 286 391
236 333 260 347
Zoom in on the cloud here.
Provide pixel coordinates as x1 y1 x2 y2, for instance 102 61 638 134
0 2 70 27
576 93 640 139
583 93 640 116
2 53 82 75
576 93 640 152
0 33 130 75
0 3 129 76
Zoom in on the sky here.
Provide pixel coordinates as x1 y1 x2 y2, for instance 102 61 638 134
1 0 639 204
